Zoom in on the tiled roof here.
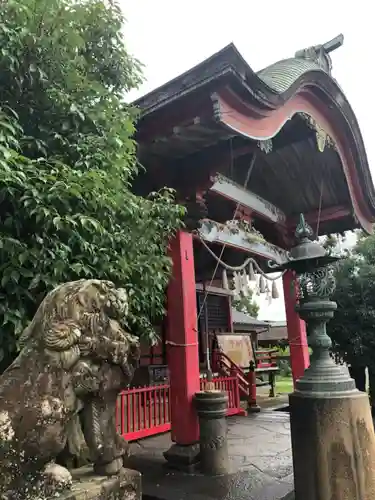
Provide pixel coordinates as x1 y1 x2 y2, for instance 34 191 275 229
232 309 269 327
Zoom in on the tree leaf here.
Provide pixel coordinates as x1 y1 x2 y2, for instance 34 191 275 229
0 0 183 370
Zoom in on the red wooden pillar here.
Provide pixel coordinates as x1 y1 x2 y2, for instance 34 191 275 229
163 230 200 470
282 270 310 385
247 362 260 413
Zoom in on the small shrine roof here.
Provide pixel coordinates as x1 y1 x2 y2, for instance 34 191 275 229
232 310 269 328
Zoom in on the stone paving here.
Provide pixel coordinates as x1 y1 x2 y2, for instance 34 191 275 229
128 407 294 500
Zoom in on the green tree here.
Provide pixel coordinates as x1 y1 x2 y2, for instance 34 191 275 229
328 230 375 398
0 0 184 371
322 233 339 251
232 291 259 318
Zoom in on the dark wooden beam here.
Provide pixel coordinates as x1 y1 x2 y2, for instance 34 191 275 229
148 138 258 197
196 219 288 265
140 116 216 147
287 205 351 230
171 136 256 171
210 175 286 225
135 93 215 142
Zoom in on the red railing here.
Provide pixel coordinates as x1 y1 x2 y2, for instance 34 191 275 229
212 350 250 399
200 376 243 416
255 349 278 369
117 375 244 442
117 384 171 441
213 349 278 377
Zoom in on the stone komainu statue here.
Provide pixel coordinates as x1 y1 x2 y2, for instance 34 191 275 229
0 279 140 497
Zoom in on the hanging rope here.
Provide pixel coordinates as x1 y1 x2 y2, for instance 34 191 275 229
197 234 286 280
315 177 324 238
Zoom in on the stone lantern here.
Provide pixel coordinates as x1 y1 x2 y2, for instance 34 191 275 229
270 214 375 500
270 213 356 396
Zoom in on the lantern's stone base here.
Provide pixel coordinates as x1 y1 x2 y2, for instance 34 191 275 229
163 443 200 472
56 466 141 500
290 391 375 500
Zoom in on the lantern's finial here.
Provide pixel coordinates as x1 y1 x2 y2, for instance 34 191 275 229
295 213 314 242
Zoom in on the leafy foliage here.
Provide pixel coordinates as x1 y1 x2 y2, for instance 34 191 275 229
0 0 184 369
232 291 259 318
322 233 339 251
277 358 292 378
328 230 375 370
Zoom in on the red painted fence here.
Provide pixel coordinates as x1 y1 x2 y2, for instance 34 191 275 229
255 349 278 369
117 376 243 442
116 384 171 441
200 376 242 416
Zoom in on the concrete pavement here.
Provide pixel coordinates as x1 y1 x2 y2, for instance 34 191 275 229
128 408 294 500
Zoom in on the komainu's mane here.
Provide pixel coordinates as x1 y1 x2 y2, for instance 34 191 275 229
19 280 116 348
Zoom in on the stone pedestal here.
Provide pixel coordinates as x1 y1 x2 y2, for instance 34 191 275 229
290 391 375 500
57 466 141 500
163 443 200 472
194 390 230 475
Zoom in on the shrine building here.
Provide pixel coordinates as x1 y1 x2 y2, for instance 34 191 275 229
117 35 375 464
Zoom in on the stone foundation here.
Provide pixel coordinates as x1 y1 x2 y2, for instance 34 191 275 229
57 466 141 500
290 391 375 500
163 443 200 472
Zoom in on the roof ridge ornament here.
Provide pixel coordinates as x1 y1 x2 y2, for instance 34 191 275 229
295 33 344 74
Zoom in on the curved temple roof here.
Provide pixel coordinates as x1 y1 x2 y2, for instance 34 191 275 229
258 58 332 93
134 36 375 234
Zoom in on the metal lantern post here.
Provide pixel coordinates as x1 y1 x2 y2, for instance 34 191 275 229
270 214 375 500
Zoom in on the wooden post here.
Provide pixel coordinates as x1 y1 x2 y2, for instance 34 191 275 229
163 230 200 471
282 270 310 385
248 361 260 412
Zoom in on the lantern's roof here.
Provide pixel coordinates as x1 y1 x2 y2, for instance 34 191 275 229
133 39 375 236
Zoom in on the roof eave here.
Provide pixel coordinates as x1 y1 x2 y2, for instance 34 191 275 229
133 43 261 116
133 44 375 230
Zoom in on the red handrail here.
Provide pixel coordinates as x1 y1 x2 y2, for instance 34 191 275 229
255 349 278 369
200 376 242 416
213 350 250 397
117 384 171 441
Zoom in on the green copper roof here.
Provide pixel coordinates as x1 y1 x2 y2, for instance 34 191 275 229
257 58 322 93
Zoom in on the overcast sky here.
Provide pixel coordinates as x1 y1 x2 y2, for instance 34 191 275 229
121 1 373 321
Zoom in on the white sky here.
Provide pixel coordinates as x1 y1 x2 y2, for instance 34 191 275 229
121 1 373 321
